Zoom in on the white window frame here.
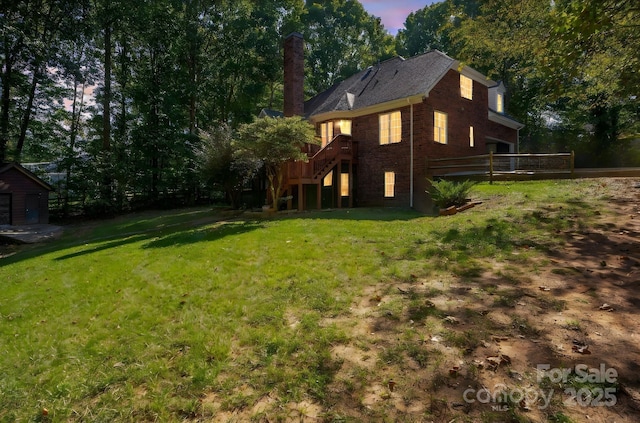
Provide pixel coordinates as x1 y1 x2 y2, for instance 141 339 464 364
460 74 473 100
384 172 395 198
434 111 447 144
379 111 402 145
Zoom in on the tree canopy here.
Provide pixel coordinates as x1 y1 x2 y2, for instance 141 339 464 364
236 116 317 210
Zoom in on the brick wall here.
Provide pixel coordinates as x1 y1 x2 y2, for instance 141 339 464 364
488 120 518 144
353 69 502 212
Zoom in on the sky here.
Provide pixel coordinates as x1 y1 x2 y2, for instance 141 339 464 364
360 0 439 35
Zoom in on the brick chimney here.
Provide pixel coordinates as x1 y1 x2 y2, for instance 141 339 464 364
283 32 304 117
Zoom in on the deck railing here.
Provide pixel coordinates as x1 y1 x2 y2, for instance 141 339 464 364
287 135 355 181
427 151 575 183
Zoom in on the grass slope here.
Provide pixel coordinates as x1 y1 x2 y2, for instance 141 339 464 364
0 180 618 422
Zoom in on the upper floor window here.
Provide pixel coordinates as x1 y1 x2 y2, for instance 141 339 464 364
469 126 475 147
336 119 351 136
496 93 504 113
320 122 333 147
434 111 447 144
460 74 473 100
379 111 402 145
320 120 352 147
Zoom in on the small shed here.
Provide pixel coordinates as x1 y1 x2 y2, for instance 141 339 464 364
0 162 53 225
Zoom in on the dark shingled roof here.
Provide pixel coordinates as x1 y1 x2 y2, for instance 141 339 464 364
305 50 456 118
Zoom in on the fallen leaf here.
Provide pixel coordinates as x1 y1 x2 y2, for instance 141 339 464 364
486 354 511 368
443 316 459 324
449 366 460 376
519 398 531 411
572 344 591 355
491 335 509 343
539 286 551 291
599 303 614 312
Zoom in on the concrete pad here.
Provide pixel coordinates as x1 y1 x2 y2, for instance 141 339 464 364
0 224 63 244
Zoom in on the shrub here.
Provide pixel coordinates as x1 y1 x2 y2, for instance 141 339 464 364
428 179 477 209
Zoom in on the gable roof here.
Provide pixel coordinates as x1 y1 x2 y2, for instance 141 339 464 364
0 162 54 191
305 50 491 120
258 108 284 119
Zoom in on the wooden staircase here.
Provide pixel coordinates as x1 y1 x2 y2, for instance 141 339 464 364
286 134 357 184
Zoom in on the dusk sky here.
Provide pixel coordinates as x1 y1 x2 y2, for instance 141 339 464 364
360 0 439 35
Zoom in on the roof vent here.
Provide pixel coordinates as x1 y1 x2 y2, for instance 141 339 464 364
361 66 373 81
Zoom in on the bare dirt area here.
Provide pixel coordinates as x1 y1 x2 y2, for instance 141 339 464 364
316 178 640 423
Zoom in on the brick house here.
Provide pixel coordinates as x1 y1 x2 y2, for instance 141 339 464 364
281 33 523 212
0 162 53 225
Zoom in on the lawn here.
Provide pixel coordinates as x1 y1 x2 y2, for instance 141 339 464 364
1 179 638 422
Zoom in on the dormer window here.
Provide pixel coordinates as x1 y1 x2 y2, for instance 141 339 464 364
496 93 504 113
460 74 473 100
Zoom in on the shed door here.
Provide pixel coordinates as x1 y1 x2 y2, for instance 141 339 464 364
0 194 10 225
25 194 40 224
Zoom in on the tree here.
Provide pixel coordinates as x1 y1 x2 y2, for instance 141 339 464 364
235 116 316 210
396 1 481 58
198 125 259 209
543 0 640 163
303 0 396 95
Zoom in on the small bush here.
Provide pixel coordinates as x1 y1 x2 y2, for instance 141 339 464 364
428 179 477 209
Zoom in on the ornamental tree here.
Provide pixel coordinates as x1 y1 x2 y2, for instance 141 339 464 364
236 116 317 210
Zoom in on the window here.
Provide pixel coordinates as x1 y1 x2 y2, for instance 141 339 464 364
384 172 395 198
379 111 401 144
460 74 473 100
496 93 504 113
434 111 447 144
320 120 352 147
323 170 333 187
469 126 475 147
336 120 352 136
341 173 349 197
320 122 333 147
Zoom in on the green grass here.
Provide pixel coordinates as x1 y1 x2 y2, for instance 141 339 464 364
0 179 611 421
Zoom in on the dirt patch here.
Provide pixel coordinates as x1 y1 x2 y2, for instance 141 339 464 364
318 178 640 422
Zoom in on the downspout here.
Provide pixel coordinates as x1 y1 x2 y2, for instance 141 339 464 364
410 103 414 208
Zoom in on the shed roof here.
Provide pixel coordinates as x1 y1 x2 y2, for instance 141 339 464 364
0 162 54 191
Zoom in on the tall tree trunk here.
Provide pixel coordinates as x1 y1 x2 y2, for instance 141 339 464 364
101 21 113 203
103 23 112 152
0 56 10 163
16 64 41 160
